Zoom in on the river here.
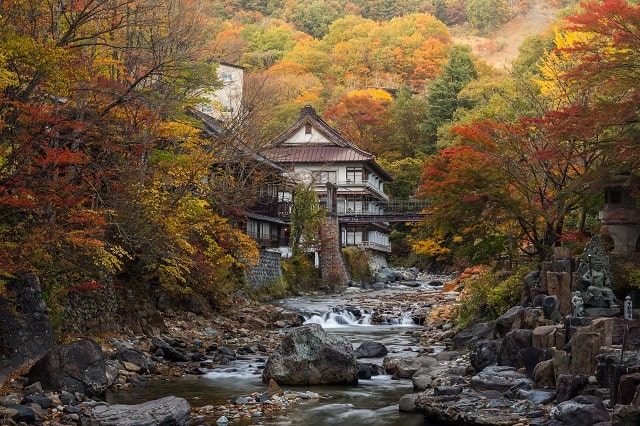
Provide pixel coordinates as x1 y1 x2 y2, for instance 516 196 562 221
106 280 451 425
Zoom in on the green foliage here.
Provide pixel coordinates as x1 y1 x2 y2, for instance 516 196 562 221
290 184 325 255
421 45 478 151
281 253 320 293
465 0 512 33
342 247 373 283
378 156 424 199
457 266 528 329
248 276 290 300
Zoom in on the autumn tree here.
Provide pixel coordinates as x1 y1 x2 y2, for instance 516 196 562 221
323 89 393 155
0 0 262 308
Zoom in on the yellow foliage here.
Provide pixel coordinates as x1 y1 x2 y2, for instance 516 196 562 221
346 88 394 102
411 238 451 257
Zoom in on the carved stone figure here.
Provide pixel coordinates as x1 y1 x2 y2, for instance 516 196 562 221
575 235 620 317
571 291 585 317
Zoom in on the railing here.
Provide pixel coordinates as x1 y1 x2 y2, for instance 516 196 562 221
356 241 391 252
314 180 389 200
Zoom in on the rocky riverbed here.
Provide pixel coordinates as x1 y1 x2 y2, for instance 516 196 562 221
2 266 640 425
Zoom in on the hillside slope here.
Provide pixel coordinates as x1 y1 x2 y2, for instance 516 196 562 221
453 0 563 69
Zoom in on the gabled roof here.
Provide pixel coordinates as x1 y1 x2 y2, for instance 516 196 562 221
266 106 393 181
188 107 285 172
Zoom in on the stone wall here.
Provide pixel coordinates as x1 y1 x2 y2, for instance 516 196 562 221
0 274 55 385
245 250 283 289
369 251 388 272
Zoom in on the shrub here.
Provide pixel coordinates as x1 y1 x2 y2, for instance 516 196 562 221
342 247 373 283
457 265 528 329
281 252 319 294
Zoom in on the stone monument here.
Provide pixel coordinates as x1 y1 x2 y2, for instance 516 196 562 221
574 235 620 317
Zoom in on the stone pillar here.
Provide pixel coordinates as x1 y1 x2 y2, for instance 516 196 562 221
547 271 572 316
570 330 604 375
319 216 349 288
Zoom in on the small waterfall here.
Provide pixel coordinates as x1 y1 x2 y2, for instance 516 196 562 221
302 308 417 327
302 307 372 327
383 311 415 326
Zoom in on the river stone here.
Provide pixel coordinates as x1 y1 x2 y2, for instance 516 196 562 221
28 338 107 397
556 374 589 403
470 365 532 392
469 339 500 372
353 340 388 358
499 329 533 369
551 395 611 425
261 324 358 385
90 396 191 425
383 356 438 379
451 322 494 350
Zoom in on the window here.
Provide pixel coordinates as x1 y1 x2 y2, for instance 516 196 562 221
346 167 362 183
313 170 337 184
220 72 234 82
305 123 312 135
345 229 363 245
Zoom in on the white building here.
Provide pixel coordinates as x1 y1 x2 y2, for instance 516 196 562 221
265 105 394 253
196 62 244 120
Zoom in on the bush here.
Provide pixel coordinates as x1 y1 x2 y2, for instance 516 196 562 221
342 247 373 283
457 265 528 329
281 253 320 294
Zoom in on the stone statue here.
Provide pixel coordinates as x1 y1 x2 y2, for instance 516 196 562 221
571 291 585 317
575 235 620 316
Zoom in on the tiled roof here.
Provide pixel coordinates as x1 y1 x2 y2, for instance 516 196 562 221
266 146 373 163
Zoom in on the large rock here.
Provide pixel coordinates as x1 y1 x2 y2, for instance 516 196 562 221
551 395 611 425
0 274 55 385
470 365 532 392
89 396 191 425
383 356 438 379
451 322 494 350
261 324 358 385
469 339 500 372
353 340 388 358
28 338 107 397
499 329 532 369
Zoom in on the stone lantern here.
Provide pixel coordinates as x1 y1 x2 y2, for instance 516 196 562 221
598 174 640 254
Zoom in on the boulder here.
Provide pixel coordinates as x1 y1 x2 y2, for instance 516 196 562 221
117 348 155 374
353 340 388 358
469 339 500 372
520 347 552 378
533 359 555 389
556 374 589 403
261 324 358 385
552 395 611 425
89 396 191 426
383 356 438 379
151 337 189 362
28 338 107 397
470 365 532 392
499 329 533 369
493 306 524 338
451 322 494 350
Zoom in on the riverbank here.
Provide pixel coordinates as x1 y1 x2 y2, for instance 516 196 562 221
1 277 461 425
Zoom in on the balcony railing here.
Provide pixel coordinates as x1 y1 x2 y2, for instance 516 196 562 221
355 241 391 253
314 180 389 200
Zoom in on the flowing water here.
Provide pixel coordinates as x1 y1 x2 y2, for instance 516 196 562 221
106 281 450 425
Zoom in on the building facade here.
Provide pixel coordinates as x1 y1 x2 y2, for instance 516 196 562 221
265 105 394 254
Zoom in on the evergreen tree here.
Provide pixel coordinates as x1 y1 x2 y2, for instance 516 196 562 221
420 45 478 153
